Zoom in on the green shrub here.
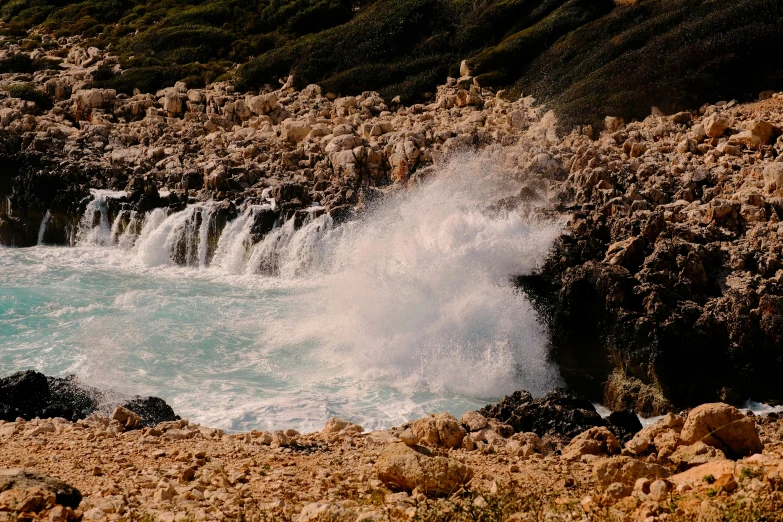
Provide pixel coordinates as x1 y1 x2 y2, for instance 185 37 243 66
0 53 33 73
5 83 53 110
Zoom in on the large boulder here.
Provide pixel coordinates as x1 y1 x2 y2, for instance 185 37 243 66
281 119 312 143
375 443 473 496
680 403 763 458
0 370 50 421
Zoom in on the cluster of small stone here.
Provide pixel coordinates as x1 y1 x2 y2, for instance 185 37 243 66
2 400 783 522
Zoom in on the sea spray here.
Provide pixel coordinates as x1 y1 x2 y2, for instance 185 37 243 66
5 154 564 431
260 154 564 400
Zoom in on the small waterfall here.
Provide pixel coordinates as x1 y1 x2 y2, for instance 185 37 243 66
77 190 126 246
211 205 265 274
132 203 231 267
109 212 124 243
245 212 333 277
116 211 143 250
37 210 51 245
197 204 217 268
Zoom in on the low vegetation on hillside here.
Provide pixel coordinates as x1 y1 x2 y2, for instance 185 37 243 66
1 0 781 126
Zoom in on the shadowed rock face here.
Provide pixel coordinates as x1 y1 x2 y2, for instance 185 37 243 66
0 469 82 509
0 370 179 427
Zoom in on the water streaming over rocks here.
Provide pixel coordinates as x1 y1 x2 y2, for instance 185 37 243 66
0 156 563 432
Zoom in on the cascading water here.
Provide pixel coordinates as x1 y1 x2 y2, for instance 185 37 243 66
2 155 564 432
36 210 51 245
76 190 126 246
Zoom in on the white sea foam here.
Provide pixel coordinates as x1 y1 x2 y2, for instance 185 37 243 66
3 154 564 431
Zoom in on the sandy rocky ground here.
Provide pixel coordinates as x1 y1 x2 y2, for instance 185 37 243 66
2 402 783 522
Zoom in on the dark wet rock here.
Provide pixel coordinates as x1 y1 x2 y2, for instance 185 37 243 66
607 410 643 444
480 389 607 446
248 207 280 242
0 370 178 427
121 397 180 428
521 202 783 414
0 469 82 509
0 370 51 421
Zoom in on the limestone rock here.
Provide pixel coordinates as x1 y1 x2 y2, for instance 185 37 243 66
669 441 726 471
703 114 730 138
669 460 735 489
322 418 364 436
593 456 670 487
111 406 141 430
296 502 355 522
281 119 312 143
460 411 488 432
375 443 473 496
410 413 466 449
561 427 621 461
764 163 783 194
680 403 763 458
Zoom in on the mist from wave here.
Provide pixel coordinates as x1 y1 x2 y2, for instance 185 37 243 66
0 154 564 432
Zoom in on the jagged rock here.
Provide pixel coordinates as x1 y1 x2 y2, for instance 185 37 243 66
375 443 473 496
111 406 141 430
322 418 364 436
702 114 730 138
0 370 50 421
680 403 763 458
561 427 621 461
460 411 488 432
480 389 607 445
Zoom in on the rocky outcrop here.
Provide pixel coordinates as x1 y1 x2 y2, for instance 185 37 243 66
519 95 783 413
0 370 179 427
0 40 550 252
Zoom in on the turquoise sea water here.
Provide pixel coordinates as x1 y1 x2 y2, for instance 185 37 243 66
0 157 564 432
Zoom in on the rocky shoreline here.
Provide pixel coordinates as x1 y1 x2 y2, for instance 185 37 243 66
2 37 783 413
3 31 783 520
2 370 783 521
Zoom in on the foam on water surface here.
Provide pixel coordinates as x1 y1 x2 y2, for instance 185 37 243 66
0 155 564 432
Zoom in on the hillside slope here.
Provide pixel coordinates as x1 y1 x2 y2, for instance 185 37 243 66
1 0 782 126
